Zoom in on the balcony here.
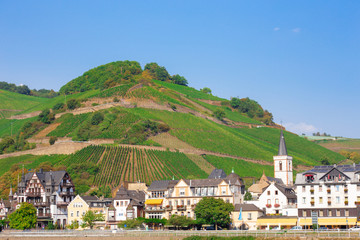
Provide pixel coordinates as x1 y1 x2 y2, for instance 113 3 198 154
266 204 272 208
61 182 73 187
310 189 314 194
355 201 360 205
274 204 280 208
25 192 41 197
345 201 349 206
33 202 50 207
328 201 332 205
344 188 348 194
165 205 173 211
59 191 74 197
145 207 165 212
56 201 69 207
327 189 331 194
176 205 186 211
37 213 51 218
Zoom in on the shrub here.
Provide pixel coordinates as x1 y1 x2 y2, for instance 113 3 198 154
52 102 65 111
49 136 57 145
91 112 104 125
67 99 80 110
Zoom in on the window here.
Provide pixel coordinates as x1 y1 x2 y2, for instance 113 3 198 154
319 210 323 217
169 201 172 206
303 210 307 217
181 200 184 206
71 212 73 217
248 213 252 220
76 211 79 217
336 210 340 216
345 209 349 217
193 199 197 205
279 161 282 171
319 197 323 204
336 185 340 192
187 212 191 218
357 185 360 191
319 186 322 192
328 210 332 217
120 201 123 206
302 197 306 204
180 188 185 196
336 196 340 204
221 187 226 195
302 186 306 192
275 199 279 204
267 199 271 204
187 200 190 206
267 191 270 195
275 190 278 195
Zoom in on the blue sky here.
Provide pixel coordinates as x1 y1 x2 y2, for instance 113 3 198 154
0 1 359 138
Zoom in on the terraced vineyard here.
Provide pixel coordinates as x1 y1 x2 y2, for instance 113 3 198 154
58 145 208 186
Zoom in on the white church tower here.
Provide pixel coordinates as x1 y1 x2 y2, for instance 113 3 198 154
273 129 293 186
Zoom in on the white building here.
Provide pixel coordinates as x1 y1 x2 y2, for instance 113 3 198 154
295 164 360 228
273 130 293 186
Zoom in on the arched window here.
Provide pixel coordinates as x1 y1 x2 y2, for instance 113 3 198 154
279 161 282 171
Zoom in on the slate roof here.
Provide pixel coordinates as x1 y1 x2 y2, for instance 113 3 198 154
147 180 178 191
81 195 99 203
234 204 263 212
20 170 68 188
266 176 284 185
208 169 227 179
278 130 288 156
270 183 296 199
225 172 243 185
114 185 145 206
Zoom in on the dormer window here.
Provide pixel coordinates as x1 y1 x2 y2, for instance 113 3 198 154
305 174 315 183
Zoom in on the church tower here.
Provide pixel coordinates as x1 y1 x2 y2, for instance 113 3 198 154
273 129 293 186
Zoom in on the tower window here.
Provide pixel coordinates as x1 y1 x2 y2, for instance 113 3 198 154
279 161 282 171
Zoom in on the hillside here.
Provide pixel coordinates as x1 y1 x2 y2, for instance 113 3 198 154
0 60 346 198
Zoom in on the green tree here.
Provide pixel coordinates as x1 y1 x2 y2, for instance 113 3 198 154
168 215 192 229
81 210 104 229
118 218 143 229
49 136 57 145
144 62 171 81
38 109 55 124
214 109 226 121
171 74 188 86
67 99 80 110
8 202 37 230
91 112 104 125
194 197 234 229
244 191 252 201
321 156 330 165
200 87 212 95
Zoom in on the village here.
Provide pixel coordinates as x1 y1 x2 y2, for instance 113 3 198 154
1 130 359 232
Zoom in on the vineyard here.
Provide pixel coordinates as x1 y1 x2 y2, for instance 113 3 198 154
91 83 135 98
59 145 208 187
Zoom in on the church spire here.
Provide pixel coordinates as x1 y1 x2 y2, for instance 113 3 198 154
278 129 288 156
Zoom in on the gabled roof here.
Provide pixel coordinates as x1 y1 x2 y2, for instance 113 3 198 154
319 167 351 181
147 180 178 191
278 130 288 156
20 170 68 188
81 195 99 203
208 169 227 179
265 183 296 199
234 204 263 212
266 176 284 185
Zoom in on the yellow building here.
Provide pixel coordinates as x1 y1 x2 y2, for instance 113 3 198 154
232 204 264 230
67 195 111 226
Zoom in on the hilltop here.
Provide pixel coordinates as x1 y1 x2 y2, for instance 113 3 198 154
0 60 345 198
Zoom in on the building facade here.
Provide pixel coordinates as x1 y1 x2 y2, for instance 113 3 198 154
15 169 75 228
296 164 360 228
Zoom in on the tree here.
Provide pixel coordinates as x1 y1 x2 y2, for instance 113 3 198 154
200 87 212 95
38 109 55 124
8 202 37 230
194 197 234 229
168 215 192 229
67 99 80 110
49 136 57 145
320 156 330 165
214 109 225 121
118 218 143 229
91 112 104 125
244 191 252 201
171 74 188 86
144 62 171 82
81 210 104 229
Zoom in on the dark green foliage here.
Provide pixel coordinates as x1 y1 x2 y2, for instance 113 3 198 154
60 61 142 94
52 102 65 111
49 136 57 145
145 62 171 82
90 185 112 198
194 197 234 229
321 156 330 165
8 202 37 229
171 74 188 86
82 210 104 229
66 99 80 110
91 112 104 125
0 81 31 95
118 218 143 229
46 221 55 230
200 87 212 94
38 109 55 124
31 89 58 98
214 108 225 121
244 191 252 201
168 215 193 229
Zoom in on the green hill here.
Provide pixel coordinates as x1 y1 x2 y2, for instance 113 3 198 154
0 60 346 198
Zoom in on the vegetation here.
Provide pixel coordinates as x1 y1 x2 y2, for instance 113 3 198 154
168 215 193 229
81 210 104 229
194 197 234 229
0 81 58 98
8 202 37 230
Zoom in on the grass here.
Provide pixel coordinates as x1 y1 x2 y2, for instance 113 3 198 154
0 154 67 177
48 113 91 137
153 80 225 101
0 90 48 110
0 117 38 138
